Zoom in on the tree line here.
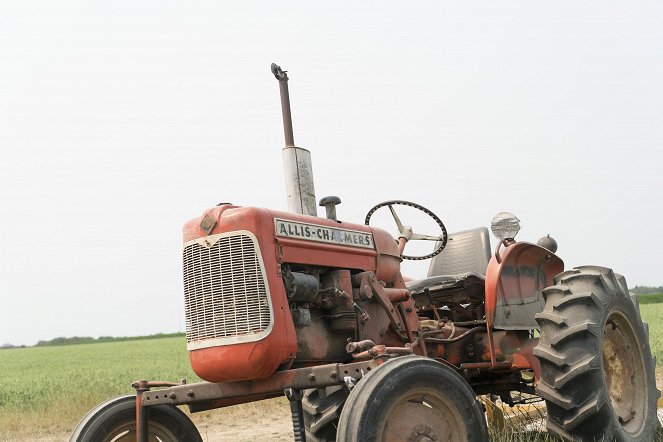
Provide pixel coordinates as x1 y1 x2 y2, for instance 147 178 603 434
34 332 184 347
631 286 663 295
1 332 185 350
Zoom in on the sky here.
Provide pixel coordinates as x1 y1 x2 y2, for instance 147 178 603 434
1 1 662 346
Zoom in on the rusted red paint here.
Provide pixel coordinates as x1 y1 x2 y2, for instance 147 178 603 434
138 360 378 409
510 337 541 382
184 206 297 383
485 241 563 330
460 361 511 370
183 205 408 383
135 384 148 442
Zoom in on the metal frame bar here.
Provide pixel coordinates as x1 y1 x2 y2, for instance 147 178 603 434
133 360 378 441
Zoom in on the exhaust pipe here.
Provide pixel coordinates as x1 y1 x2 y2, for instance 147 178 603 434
271 63 317 217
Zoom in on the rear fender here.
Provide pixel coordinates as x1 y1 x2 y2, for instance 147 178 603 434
485 242 563 330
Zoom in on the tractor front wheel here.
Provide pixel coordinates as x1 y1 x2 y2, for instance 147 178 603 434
69 395 202 442
336 355 488 442
534 266 659 441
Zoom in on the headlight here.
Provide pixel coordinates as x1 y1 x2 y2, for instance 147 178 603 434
491 212 520 241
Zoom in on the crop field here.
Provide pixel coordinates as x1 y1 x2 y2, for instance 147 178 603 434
2 301 663 441
640 302 663 362
0 337 197 440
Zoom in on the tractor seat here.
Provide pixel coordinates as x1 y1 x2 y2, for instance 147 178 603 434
406 227 491 305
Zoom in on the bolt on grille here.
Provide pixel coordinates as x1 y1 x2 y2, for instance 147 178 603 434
183 232 272 349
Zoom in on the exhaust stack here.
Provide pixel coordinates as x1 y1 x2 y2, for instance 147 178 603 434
271 63 317 217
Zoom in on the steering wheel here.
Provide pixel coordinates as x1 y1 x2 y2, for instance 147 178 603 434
364 200 448 260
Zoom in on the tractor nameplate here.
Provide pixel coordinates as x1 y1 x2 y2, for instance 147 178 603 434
275 219 374 249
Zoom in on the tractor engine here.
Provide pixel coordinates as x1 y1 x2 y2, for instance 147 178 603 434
182 203 406 383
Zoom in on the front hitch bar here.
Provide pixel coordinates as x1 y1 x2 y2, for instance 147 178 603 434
131 361 379 442
132 380 186 442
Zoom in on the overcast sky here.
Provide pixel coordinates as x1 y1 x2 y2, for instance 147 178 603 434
1 1 662 346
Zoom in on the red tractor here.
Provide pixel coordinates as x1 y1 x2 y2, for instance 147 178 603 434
71 65 659 442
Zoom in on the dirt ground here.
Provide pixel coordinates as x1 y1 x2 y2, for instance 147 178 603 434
194 418 293 442
18 398 294 442
190 399 293 442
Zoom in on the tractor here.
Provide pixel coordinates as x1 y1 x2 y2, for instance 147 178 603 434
70 64 659 442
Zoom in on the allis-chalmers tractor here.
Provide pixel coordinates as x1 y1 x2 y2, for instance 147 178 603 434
71 65 659 442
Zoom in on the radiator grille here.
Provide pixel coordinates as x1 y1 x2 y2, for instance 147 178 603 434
183 232 272 349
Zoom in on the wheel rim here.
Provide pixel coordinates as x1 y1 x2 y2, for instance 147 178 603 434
602 309 647 434
378 387 467 442
99 421 179 442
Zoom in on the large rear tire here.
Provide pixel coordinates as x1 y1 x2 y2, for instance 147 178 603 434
69 395 202 442
302 386 348 442
534 266 659 441
336 355 488 442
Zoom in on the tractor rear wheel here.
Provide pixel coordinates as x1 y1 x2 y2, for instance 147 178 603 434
534 266 659 441
335 355 488 442
302 385 348 442
69 395 202 442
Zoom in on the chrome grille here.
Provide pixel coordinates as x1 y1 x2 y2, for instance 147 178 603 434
183 232 272 349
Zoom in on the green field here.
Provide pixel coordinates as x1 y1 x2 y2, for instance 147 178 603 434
2 302 663 441
0 336 198 440
640 302 663 362
638 293 663 305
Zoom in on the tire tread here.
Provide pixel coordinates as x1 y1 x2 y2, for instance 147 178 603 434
534 266 658 441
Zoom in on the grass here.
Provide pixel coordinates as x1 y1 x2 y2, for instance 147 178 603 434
639 302 663 364
488 430 557 442
639 293 663 305
0 336 197 440
2 301 663 441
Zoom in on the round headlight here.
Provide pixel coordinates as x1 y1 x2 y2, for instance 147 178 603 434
491 212 521 241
